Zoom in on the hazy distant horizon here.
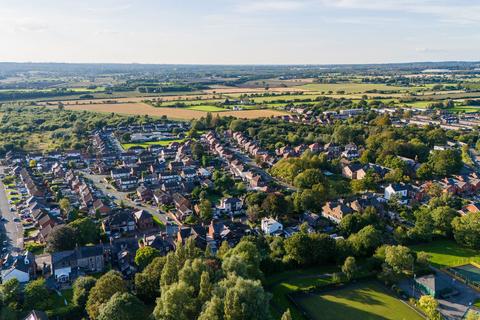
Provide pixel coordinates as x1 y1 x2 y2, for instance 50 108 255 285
0 60 478 67
1 0 479 64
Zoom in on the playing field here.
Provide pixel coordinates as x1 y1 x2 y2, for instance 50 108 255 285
121 139 184 149
62 102 288 120
293 281 423 320
411 240 480 268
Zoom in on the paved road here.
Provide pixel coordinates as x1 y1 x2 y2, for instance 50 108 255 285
0 166 23 254
82 171 170 225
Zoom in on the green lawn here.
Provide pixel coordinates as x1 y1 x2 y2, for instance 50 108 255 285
410 240 480 268
152 215 165 229
294 281 423 320
122 139 184 149
186 105 226 112
266 266 338 319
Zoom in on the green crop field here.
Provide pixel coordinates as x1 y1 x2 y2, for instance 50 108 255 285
411 240 480 268
250 94 320 103
293 281 423 320
186 105 226 112
298 83 421 94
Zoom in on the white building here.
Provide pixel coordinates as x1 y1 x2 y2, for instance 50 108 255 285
261 217 283 235
384 183 409 204
1 252 34 283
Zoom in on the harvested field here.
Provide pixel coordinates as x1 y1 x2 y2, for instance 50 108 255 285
62 102 288 120
39 94 220 106
203 87 306 94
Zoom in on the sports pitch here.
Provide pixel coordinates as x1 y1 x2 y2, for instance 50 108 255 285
292 281 423 320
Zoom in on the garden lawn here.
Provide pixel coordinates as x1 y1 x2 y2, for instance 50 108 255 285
410 240 480 268
294 281 423 320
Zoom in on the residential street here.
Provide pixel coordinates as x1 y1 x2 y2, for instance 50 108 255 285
0 166 23 254
82 171 170 225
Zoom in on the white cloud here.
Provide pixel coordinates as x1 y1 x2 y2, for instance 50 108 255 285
234 0 308 13
319 0 480 23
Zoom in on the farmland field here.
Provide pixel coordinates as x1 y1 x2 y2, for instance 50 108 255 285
298 83 422 93
185 105 226 112
62 102 288 120
410 240 480 268
293 281 423 320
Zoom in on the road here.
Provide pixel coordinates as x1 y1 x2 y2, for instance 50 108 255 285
227 143 297 191
0 166 23 254
82 171 170 225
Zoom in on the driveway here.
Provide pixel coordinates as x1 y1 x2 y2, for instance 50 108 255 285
0 166 23 254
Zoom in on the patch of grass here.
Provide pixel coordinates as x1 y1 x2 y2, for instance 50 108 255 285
122 139 184 149
24 242 45 254
474 298 480 308
294 281 423 320
152 215 165 229
410 240 480 268
186 105 226 112
266 266 338 319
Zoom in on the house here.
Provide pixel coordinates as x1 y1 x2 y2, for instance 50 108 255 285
181 168 197 181
116 176 138 191
177 225 207 248
261 217 283 235
136 185 153 201
51 245 105 283
23 310 49 320
341 163 365 180
301 212 321 228
140 234 174 256
463 202 480 214
384 183 410 204
322 201 353 223
161 180 182 193
102 211 136 236
91 199 111 216
134 210 155 230
110 168 130 180
153 189 172 205
173 193 191 209
1 251 35 283
218 197 243 215
208 219 249 247
414 274 450 298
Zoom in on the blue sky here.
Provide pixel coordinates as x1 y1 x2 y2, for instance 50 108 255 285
0 0 479 64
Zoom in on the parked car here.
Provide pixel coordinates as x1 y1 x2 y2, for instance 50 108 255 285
13 218 20 222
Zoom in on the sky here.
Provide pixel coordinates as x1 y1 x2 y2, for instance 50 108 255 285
0 0 479 64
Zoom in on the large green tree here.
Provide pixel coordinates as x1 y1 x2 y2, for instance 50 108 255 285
86 271 127 320
97 292 146 320
24 279 50 310
452 212 480 249
134 256 166 302
134 246 161 270
72 276 97 309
